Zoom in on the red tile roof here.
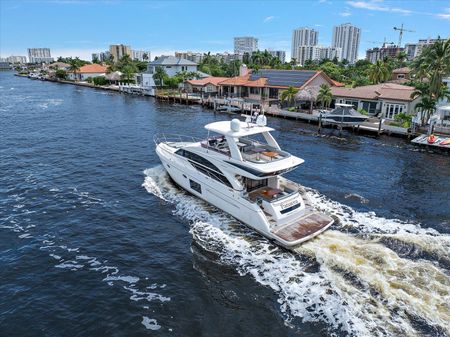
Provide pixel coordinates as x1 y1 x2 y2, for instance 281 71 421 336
186 77 229 86
392 67 411 74
331 79 345 87
218 69 336 89
77 64 108 73
331 83 416 101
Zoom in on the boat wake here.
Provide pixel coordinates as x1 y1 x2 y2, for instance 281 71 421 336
143 165 450 337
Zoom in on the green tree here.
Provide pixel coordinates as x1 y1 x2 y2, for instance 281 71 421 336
317 84 333 109
153 66 167 87
68 57 82 81
414 95 436 124
319 61 343 82
280 86 299 106
55 69 67 80
121 63 138 83
368 60 391 84
395 51 408 68
417 37 450 100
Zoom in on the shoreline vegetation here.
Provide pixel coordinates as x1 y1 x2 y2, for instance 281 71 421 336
13 72 422 142
9 38 450 149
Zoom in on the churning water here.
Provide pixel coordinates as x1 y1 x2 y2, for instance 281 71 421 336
1 72 449 336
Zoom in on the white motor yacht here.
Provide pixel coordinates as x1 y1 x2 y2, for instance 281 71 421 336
154 117 334 248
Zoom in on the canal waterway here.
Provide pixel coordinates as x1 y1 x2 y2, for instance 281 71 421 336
1 71 449 337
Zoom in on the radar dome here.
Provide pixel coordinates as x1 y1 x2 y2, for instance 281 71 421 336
256 115 267 126
230 119 241 132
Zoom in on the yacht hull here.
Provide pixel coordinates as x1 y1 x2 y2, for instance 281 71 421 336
321 116 368 125
155 143 334 248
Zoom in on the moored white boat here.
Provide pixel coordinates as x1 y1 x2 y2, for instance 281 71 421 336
154 117 334 248
320 103 368 125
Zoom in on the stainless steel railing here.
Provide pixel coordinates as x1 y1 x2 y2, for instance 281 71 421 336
153 133 203 147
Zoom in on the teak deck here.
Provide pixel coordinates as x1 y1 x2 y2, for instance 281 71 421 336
272 212 333 243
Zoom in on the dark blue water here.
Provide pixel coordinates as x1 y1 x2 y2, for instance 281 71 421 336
1 72 449 337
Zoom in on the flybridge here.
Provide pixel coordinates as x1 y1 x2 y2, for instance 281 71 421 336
204 120 274 137
203 119 301 167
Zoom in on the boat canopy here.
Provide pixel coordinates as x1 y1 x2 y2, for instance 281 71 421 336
205 121 275 137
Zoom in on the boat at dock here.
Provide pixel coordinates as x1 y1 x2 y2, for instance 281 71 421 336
411 105 450 150
216 105 241 114
320 103 369 126
154 117 334 248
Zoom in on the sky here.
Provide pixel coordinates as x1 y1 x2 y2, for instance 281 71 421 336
1 0 449 61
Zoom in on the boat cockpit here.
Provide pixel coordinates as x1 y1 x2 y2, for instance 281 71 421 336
201 134 290 164
242 176 299 203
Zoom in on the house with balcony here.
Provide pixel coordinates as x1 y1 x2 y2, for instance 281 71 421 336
217 69 340 104
331 83 419 119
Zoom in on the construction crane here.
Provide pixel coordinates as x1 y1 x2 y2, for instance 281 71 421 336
393 24 415 47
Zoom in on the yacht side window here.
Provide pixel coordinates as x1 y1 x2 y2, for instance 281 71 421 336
175 149 232 188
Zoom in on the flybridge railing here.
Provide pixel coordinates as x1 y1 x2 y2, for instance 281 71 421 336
153 133 204 147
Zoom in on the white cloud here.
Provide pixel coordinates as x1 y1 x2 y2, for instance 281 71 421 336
263 16 275 23
347 1 450 20
437 7 450 19
339 10 352 17
315 24 323 27
347 1 412 15
436 13 450 19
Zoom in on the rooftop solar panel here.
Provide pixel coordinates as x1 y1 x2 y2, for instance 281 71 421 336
249 70 317 87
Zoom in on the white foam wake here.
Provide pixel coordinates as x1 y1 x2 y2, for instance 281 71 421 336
143 165 450 337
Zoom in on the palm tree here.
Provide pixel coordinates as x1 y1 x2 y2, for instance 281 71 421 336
396 51 408 68
251 51 262 66
68 58 81 81
368 60 391 84
280 86 299 106
410 82 442 125
419 38 450 99
290 58 297 69
121 64 138 83
261 50 272 66
415 95 437 125
153 66 167 87
270 56 281 68
317 84 333 109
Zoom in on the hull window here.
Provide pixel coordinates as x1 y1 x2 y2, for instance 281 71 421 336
176 149 232 188
189 179 202 194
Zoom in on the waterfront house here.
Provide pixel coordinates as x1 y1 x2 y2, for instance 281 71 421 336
68 64 108 81
147 56 198 77
331 83 419 119
135 56 199 96
47 62 70 71
185 77 229 96
217 69 339 104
